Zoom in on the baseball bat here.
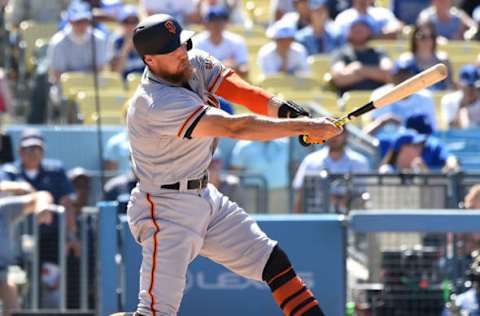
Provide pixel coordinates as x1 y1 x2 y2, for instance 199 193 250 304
300 63 448 146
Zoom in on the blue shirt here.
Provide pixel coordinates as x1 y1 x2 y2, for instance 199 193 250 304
295 22 342 55
231 139 290 189
113 34 145 79
1 159 74 203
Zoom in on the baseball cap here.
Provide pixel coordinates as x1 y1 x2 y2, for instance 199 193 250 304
20 128 44 148
133 14 195 56
405 113 433 135
309 0 327 10
118 4 139 23
67 167 92 180
393 129 426 151
459 64 480 87
391 58 420 76
67 1 92 22
205 6 230 22
266 20 296 39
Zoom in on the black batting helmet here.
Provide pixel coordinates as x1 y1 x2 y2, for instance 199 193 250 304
133 14 194 57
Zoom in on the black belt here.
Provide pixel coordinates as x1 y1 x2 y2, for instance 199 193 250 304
160 174 208 190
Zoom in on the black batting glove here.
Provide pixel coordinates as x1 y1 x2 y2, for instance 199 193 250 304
278 100 310 118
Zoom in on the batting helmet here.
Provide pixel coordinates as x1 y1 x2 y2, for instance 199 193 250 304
133 14 194 57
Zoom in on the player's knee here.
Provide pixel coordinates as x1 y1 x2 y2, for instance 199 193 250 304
262 244 293 283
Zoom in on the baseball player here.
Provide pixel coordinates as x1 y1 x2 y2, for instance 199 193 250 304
114 14 342 316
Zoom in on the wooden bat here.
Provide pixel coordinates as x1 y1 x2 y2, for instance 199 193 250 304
300 63 448 146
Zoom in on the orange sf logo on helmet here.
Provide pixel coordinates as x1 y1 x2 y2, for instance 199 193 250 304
165 21 176 34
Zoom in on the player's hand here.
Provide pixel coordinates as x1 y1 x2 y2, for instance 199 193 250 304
304 117 343 143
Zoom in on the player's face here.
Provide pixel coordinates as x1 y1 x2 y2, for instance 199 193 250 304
145 44 194 84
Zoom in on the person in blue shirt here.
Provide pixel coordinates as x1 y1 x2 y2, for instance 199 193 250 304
1 128 76 308
295 0 341 55
378 128 459 173
110 5 145 80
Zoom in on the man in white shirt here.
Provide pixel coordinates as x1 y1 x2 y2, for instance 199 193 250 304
334 0 403 40
442 64 480 128
193 6 249 78
257 19 309 76
292 130 369 212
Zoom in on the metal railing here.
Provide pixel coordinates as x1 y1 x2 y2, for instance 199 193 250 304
303 172 480 213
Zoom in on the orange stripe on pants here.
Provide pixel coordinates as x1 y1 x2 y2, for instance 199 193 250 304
146 193 161 316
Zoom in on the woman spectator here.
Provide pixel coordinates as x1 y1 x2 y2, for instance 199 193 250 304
417 0 477 40
397 22 453 91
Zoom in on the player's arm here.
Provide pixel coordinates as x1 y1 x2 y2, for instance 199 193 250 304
190 106 342 141
215 71 309 118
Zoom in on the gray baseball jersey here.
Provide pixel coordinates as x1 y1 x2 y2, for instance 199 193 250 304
126 49 277 316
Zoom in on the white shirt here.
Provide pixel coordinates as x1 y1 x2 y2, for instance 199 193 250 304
257 41 309 76
334 6 401 35
292 148 370 189
193 31 248 66
140 0 195 24
442 90 480 126
370 84 437 130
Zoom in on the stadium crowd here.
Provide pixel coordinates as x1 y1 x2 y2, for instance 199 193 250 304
0 0 479 315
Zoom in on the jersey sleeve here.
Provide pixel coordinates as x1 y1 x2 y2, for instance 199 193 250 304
191 50 234 94
147 93 209 139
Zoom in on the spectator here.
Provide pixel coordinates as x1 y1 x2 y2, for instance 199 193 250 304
397 22 453 91
139 0 200 25
67 167 92 211
46 1 112 84
258 19 309 76
295 0 342 55
4 0 70 29
194 0 246 25
442 64 480 128
193 6 249 78
330 16 392 96
103 130 130 174
334 0 403 40
103 169 136 212
379 128 458 173
364 59 437 138
292 129 370 213
230 138 290 213
110 5 144 80
0 190 55 316
1 128 76 308
280 0 311 31
442 248 480 315
418 0 477 40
